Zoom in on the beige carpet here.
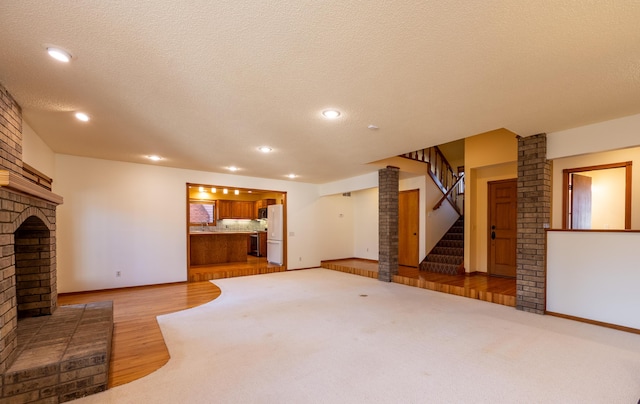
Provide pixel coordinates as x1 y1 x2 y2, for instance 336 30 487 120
76 268 640 403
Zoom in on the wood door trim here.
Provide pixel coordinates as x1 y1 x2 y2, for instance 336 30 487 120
562 161 632 230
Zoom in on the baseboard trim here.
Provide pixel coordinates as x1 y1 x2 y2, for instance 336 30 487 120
545 311 640 335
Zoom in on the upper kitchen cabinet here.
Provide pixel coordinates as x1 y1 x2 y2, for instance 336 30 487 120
217 200 256 220
254 199 276 218
217 200 233 219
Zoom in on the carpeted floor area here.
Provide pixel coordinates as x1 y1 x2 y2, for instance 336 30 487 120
75 268 640 403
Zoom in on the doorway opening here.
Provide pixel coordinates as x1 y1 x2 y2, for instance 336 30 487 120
185 184 287 281
562 162 632 230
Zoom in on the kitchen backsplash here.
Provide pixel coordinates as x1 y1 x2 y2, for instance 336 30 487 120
190 219 267 233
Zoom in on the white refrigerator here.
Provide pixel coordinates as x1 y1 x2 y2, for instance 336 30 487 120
266 204 284 265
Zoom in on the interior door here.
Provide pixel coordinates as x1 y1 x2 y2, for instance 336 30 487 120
399 189 419 267
571 174 592 229
488 179 517 278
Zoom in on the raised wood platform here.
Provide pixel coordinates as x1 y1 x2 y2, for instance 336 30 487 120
321 258 516 307
189 254 285 282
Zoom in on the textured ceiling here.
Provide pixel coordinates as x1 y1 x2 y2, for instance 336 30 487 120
1 1 639 183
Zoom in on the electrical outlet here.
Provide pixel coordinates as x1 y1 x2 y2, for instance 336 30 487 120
116 271 121 277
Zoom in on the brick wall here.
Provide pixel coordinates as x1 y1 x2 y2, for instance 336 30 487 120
516 134 551 314
378 166 399 282
0 84 23 175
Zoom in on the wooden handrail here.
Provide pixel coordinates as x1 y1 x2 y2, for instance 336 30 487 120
433 173 464 211
400 145 464 214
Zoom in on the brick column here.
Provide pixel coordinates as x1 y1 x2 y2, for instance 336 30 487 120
378 166 399 282
516 134 551 314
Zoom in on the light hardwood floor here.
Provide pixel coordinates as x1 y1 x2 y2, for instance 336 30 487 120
58 281 221 388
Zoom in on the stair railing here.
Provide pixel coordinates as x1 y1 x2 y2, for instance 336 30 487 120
400 146 463 214
433 173 465 211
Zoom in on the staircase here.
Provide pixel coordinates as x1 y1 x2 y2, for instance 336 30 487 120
419 216 464 275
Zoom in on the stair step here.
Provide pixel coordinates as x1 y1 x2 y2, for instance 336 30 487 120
420 215 465 275
437 240 464 248
431 247 464 256
448 225 464 234
426 254 464 265
420 262 462 275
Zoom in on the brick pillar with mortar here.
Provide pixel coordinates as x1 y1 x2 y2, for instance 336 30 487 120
516 133 551 314
378 166 399 282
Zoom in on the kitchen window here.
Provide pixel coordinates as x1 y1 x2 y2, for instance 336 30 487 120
189 200 216 225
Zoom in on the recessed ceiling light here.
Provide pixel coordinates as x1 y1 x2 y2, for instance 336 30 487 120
322 109 341 119
211 187 217 193
75 112 90 122
47 47 72 63
199 186 205 192
258 146 273 153
227 166 239 172
147 155 163 161
234 190 240 195
287 174 297 179
223 188 229 194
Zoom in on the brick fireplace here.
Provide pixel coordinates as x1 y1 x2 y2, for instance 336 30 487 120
0 85 63 374
0 83 113 402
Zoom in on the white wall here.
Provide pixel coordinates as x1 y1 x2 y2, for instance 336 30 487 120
54 154 321 293
352 187 378 260
550 147 640 229
22 120 55 177
588 168 626 229
316 193 355 261
547 113 640 160
547 231 640 329
318 172 378 196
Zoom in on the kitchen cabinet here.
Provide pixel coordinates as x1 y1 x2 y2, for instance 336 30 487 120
254 199 276 218
258 231 267 257
234 201 255 219
190 233 248 265
217 200 255 220
217 200 233 219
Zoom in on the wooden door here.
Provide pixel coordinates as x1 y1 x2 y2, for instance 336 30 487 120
399 189 419 267
488 179 517 278
571 174 592 229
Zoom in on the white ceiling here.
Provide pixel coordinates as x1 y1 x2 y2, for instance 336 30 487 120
1 1 639 184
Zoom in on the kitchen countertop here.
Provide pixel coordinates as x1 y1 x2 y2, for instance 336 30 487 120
190 231 265 235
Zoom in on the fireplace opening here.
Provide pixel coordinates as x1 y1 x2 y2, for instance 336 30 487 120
15 215 56 318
